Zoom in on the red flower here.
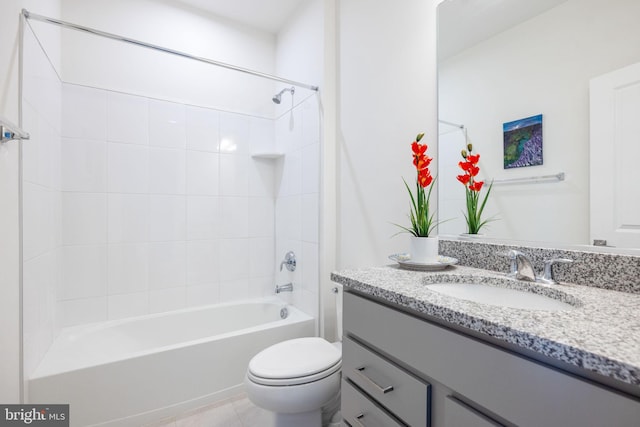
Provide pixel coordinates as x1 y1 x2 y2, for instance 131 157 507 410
469 180 484 192
414 154 432 170
469 165 480 177
458 161 473 172
411 142 427 156
456 174 470 185
418 169 433 188
466 153 480 164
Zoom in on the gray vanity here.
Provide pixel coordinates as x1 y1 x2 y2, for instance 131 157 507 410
332 241 640 426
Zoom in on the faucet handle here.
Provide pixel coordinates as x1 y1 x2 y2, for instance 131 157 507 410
279 251 296 272
540 258 573 284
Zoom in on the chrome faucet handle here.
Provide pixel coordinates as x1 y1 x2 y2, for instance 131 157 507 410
279 251 296 272
539 258 573 284
506 250 536 282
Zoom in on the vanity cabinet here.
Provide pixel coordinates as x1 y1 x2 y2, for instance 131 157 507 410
341 291 640 427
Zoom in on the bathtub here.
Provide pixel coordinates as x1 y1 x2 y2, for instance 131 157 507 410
28 297 315 426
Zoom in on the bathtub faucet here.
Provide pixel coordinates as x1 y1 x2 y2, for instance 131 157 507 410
275 283 293 294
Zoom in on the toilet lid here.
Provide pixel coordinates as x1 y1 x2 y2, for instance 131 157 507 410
248 337 342 380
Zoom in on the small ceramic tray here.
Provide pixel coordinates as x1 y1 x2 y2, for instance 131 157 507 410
388 253 458 271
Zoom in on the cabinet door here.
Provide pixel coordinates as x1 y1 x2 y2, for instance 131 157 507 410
444 396 503 427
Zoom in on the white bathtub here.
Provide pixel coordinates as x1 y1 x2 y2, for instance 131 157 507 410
28 297 315 426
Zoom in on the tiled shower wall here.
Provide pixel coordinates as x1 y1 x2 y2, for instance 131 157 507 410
57 83 280 327
21 26 63 381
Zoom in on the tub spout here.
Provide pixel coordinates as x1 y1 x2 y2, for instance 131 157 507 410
275 283 293 293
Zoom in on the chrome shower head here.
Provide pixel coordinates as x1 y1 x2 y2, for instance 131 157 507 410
272 86 295 104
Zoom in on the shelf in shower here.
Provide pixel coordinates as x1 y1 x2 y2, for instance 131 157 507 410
251 152 285 159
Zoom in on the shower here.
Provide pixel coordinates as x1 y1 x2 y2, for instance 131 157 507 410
272 86 295 104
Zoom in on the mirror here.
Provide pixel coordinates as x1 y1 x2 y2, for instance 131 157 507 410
437 0 640 249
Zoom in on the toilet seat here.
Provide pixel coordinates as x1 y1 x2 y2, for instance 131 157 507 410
247 337 342 386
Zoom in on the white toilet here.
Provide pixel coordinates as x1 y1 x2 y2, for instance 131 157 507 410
245 286 343 427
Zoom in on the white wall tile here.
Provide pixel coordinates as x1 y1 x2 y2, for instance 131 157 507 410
22 183 51 261
107 194 149 243
149 288 186 314
301 97 320 146
219 239 249 282
57 297 107 329
149 99 186 149
107 142 149 193
61 192 107 245
148 242 186 290
249 238 274 278
148 195 186 241
107 244 148 295
249 116 275 153
248 197 274 238
60 245 107 300
62 84 106 140
219 154 249 196
301 194 319 243
107 91 149 145
61 138 107 192
219 197 249 238
302 242 319 294
248 158 275 198
276 196 301 241
187 151 219 195
280 149 302 197
219 111 249 154
186 105 219 152
248 276 273 299
219 279 249 302
301 142 320 194
187 240 220 285
186 284 219 307
187 196 219 240
149 147 186 194
108 292 148 320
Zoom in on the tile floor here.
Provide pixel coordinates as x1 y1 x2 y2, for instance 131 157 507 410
145 393 272 427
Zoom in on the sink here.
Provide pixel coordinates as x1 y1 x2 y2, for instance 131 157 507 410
425 283 575 311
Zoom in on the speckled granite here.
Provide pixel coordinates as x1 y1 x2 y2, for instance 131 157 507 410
331 265 640 389
439 238 640 294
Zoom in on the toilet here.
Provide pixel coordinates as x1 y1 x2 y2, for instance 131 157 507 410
245 286 343 427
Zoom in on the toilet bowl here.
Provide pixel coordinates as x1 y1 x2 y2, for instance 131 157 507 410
245 337 342 427
246 285 344 427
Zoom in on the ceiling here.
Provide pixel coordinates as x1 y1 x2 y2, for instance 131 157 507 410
438 0 569 60
175 0 309 33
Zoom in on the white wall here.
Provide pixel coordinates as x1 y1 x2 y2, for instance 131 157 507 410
0 0 61 404
438 0 640 244
59 0 278 116
337 0 439 268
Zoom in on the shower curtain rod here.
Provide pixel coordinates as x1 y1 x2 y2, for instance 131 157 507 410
439 119 465 129
22 9 319 92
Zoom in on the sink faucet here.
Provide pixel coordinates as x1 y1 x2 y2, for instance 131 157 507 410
507 250 536 282
506 250 573 284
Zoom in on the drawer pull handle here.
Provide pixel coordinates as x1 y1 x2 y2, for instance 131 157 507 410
355 366 394 394
352 413 365 427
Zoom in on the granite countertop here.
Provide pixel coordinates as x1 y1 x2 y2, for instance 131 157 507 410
331 264 640 389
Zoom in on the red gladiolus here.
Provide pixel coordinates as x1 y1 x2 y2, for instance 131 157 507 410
418 169 433 188
469 180 484 192
414 154 432 170
458 161 473 172
466 154 480 164
412 142 427 156
456 174 470 185
469 165 480 177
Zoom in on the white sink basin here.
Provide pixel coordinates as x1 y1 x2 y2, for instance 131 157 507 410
425 283 575 311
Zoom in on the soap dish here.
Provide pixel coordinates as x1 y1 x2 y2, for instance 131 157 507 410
388 253 458 271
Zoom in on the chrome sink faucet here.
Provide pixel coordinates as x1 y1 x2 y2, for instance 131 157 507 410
506 250 573 284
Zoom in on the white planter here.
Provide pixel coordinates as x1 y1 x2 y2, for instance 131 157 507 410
410 236 439 264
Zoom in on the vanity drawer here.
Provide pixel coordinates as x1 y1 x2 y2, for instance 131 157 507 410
342 379 405 427
343 336 430 427
444 396 504 427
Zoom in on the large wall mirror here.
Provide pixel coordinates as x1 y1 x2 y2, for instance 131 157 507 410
437 0 640 250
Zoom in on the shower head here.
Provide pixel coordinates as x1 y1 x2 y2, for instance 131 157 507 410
272 87 295 104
